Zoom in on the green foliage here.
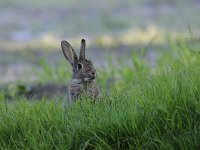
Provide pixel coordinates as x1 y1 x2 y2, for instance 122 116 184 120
1 55 200 149
36 58 71 83
0 84 32 99
1 38 200 149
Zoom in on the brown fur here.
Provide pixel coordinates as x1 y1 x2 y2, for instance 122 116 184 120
61 39 99 103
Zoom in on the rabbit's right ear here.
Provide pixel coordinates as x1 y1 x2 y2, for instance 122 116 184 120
61 40 77 66
79 39 85 60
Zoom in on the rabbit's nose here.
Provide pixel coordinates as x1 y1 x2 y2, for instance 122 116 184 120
91 72 96 79
91 72 96 76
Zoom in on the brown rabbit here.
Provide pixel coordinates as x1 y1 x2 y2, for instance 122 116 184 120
61 39 99 103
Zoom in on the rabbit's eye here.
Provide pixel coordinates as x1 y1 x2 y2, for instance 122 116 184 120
77 63 82 70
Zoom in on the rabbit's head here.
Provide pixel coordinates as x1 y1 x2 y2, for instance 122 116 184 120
61 39 97 82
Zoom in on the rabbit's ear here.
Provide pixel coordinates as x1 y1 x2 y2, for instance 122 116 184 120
61 40 77 66
79 39 85 60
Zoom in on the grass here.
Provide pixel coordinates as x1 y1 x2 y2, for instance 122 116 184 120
0 38 200 149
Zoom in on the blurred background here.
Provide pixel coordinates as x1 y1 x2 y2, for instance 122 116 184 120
0 0 200 97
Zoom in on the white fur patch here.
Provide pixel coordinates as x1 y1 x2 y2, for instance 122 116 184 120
72 79 81 83
84 78 91 81
72 78 93 83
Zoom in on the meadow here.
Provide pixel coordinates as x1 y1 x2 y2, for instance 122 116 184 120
1 0 200 149
0 36 200 149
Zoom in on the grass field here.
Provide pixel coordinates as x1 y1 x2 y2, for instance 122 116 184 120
0 38 200 149
0 0 200 149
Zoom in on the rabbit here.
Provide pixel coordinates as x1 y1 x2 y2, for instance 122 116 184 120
61 39 99 103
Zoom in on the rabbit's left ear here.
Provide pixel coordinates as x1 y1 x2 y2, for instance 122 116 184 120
61 40 77 66
79 39 85 60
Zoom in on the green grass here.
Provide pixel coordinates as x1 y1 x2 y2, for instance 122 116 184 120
0 39 200 149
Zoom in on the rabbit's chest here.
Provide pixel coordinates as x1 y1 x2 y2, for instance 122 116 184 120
69 81 99 100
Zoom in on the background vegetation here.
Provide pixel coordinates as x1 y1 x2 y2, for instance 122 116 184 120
0 0 200 149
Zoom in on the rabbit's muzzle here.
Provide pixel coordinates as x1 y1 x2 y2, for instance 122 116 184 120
90 72 96 79
83 72 96 82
